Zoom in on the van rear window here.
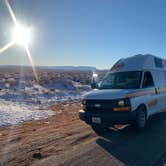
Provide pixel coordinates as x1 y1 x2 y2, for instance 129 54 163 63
154 58 163 68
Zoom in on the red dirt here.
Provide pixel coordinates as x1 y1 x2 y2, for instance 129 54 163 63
0 102 97 166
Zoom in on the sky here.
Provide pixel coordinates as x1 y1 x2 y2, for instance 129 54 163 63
0 0 166 69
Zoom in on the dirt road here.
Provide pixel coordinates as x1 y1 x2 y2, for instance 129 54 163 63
34 115 166 166
0 102 166 166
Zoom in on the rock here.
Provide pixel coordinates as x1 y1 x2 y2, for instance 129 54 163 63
32 152 42 159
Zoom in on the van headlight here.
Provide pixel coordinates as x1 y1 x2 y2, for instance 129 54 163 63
118 98 130 106
118 100 125 106
113 98 131 111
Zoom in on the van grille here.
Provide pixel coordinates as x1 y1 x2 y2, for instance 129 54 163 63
85 99 118 112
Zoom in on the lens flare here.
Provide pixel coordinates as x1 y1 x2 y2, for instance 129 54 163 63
0 0 38 82
5 0 18 25
24 45 38 82
0 41 14 54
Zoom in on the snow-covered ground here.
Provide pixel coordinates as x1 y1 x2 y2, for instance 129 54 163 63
0 100 55 126
0 81 90 105
0 79 91 126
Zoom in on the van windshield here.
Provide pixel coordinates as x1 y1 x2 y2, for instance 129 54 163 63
98 71 142 89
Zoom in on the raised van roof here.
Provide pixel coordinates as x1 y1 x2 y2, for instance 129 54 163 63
110 54 166 72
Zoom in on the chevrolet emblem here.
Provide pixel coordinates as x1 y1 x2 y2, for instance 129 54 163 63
94 104 101 108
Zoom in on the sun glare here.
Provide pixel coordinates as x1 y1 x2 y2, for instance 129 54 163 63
0 0 38 82
12 25 31 46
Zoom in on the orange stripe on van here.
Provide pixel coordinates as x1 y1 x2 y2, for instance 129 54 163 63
160 108 166 113
148 99 158 108
158 88 166 93
126 90 155 98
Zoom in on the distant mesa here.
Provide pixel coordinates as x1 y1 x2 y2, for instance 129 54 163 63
37 66 97 71
0 65 97 71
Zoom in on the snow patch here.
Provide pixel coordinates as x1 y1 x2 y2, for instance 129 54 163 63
0 100 55 126
0 79 91 126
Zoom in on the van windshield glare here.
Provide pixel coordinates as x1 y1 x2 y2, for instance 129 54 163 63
98 71 142 89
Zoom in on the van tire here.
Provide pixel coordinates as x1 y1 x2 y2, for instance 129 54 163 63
91 125 108 135
134 106 147 131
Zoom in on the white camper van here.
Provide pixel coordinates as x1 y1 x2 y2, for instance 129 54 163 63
79 54 166 132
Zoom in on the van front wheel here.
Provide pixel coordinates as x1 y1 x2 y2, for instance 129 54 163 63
134 106 147 131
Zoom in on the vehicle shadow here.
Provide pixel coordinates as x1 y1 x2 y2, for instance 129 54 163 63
96 112 166 166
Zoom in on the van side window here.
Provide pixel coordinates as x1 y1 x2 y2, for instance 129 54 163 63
154 58 163 68
165 73 166 86
142 72 154 88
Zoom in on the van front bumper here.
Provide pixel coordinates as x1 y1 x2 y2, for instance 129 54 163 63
79 109 136 127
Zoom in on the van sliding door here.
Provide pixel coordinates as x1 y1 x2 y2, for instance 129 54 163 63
151 71 166 114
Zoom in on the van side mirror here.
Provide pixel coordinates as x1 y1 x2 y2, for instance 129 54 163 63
91 82 98 89
91 77 98 89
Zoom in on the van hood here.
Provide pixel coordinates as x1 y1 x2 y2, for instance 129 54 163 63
83 89 131 100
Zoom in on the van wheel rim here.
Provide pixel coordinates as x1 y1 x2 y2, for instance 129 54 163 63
138 111 146 127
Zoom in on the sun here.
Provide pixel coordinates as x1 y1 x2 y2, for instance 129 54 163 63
12 24 31 46
0 0 38 82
